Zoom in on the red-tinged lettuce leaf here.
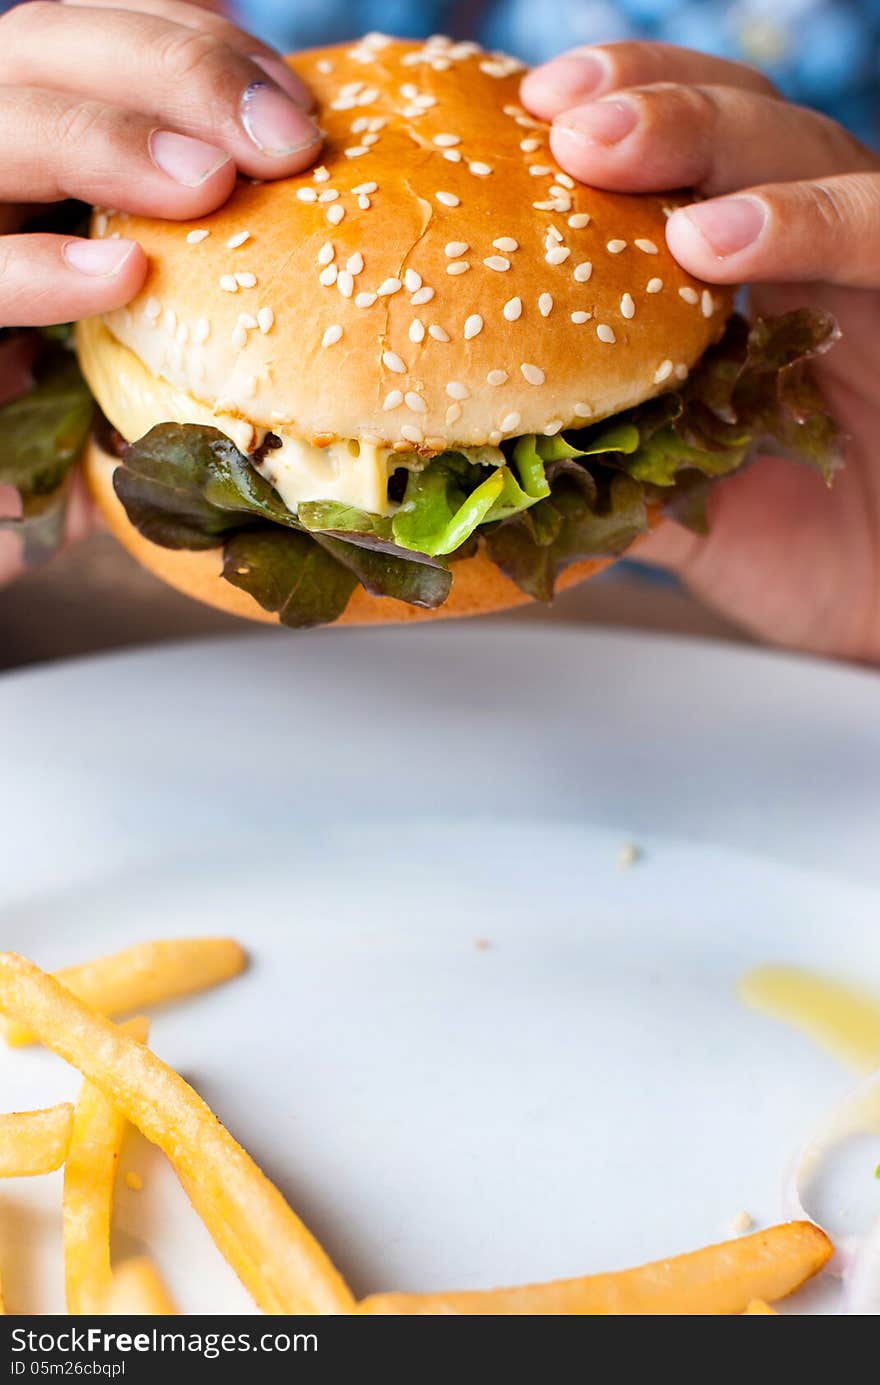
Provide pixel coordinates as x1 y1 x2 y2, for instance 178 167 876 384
222 528 357 628
0 341 93 563
313 533 452 608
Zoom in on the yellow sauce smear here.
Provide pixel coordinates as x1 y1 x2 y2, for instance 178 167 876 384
739 966 880 1073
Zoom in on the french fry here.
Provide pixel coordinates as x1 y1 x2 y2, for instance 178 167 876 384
64 1018 149 1316
1 939 247 1047
101 1258 177 1316
744 1299 778 1314
0 954 353 1316
356 1223 832 1315
0 1104 74 1177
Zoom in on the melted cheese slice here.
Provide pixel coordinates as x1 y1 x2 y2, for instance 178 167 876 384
77 319 396 515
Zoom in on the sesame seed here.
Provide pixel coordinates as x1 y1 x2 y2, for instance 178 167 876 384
543 420 562 436
428 324 450 342
337 270 354 298
322 324 343 347
550 186 569 199
433 133 460 147
568 213 590 229
400 82 419 100
483 256 510 272
345 147 369 159
355 292 377 308
377 278 402 296
352 182 378 194
313 166 330 182
501 411 521 431
327 205 345 226
570 311 590 324
679 286 699 305
503 297 522 322
414 93 436 108
257 307 274 334
411 286 435 305
596 324 616 343
383 390 403 410
401 424 423 444
447 261 470 275
226 231 250 249
237 312 257 329
318 189 339 203
219 275 238 293
464 314 483 340
534 200 559 212
575 403 592 418
446 381 469 400
404 268 422 292
405 391 427 413
319 265 338 287
186 229 209 244
443 149 462 162
297 188 318 203
193 316 211 342
634 238 658 254
573 261 592 283
674 363 689 380
538 293 553 317
701 289 714 318
383 351 407 373
620 293 635 319
545 246 571 266
362 133 380 147
144 297 161 320
409 319 425 343
347 252 364 275
654 359 673 383
317 242 334 266
520 138 541 152
436 191 460 207
607 239 627 254
529 164 553 176
521 363 545 386
493 237 518 253
176 322 189 344
316 59 333 74
445 403 462 425
470 162 493 176
487 369 508 386
647 278 663 294
358 195 371 210
555 173 575 190
231 324 248 350
235 272 257 288
445 241 469 256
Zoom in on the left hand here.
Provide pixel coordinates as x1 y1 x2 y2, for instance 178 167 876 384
520 43 880 662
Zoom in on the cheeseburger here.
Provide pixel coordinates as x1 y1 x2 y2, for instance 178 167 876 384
73 34 839 629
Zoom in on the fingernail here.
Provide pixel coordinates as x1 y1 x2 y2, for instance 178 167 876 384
250 54 312 108
523 52 605 106
241 82 321 156
63 238 137 277
555 98 638 147
681 197 767 257
149 130 231 187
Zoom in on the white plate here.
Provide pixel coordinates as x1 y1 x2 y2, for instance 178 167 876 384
1 624 879 1316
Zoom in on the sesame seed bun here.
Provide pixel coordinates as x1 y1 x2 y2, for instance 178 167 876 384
82 34 732 453
83 435 644 626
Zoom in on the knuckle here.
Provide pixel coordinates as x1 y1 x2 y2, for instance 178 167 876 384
808 180 848 236
153 25 232 90
53 99 115 152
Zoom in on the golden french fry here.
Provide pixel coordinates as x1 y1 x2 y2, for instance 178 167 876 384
64 1018 150 1316
102 1258 177 1316
744 1299 778 1314
1 939 247 1047
0 954 353 1316
357 1223 832 1315
0 1104 74 1177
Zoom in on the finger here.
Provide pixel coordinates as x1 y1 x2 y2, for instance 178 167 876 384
59 0 313 108
665 174 880 287
521 40 777 121
0 88 237 218
0 3 321 178
548 84 875 197
0 233 145 327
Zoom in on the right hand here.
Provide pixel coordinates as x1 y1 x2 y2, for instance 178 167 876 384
0 0 323 327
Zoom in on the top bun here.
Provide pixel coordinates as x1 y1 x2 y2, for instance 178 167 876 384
89 34 732 454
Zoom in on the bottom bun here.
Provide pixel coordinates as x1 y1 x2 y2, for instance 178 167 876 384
84 437 649 627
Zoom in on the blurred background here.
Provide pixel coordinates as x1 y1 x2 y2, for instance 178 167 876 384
2 0 878 667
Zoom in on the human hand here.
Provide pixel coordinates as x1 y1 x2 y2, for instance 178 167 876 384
521 43 880 662
0 0 322 585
